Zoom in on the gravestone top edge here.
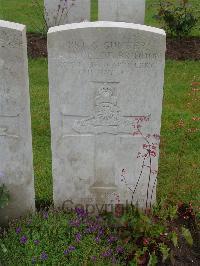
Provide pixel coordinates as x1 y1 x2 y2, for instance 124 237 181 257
48 21 166 36
0 20 25 31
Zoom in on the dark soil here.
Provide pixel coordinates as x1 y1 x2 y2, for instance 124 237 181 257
111 203 200 266
27 33 47 58
159 204 200 266
27 33 200 61
168 223 200 266
166 37 200 61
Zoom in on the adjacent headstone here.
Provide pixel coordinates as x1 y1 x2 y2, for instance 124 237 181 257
48 22 166 212
99 0 145 24
44 0 91 28
0 20 35 224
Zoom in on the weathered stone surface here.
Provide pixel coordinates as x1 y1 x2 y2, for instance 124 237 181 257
44 0 91 27
48 22 166 212
0 20 35 224
99 0 145 24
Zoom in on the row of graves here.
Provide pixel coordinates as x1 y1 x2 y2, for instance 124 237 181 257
0 0 166 224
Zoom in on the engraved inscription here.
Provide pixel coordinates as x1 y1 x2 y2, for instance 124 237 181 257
63 38 163 60
52 57 159 80
51 37 163 76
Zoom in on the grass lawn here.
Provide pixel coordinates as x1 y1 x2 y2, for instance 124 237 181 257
0 0 199 36
28 58 200 208
29 58 52 205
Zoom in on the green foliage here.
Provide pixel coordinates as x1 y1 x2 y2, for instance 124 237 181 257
148 253 158 266
0 209 126 265
0 184 9 209
169 231 178 247
159 243 170 262
181 227 193 246
153 201 178 221
157 0 198 37
117 206 170 263
0 203 199 265
0 243 7 254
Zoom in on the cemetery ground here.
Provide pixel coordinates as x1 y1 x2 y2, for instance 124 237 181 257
0 0 200 265
1 43 200 266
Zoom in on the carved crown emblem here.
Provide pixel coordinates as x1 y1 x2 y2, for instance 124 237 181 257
95 86 120 124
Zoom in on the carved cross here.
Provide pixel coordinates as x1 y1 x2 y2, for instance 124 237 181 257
61 82 150 201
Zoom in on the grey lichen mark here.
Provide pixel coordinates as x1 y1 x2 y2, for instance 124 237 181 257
0 31 23 48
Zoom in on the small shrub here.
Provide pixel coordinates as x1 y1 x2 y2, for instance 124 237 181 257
157 0 198 38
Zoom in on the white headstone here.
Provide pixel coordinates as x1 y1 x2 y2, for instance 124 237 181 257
44 0 91 28
0 20 35 224
48 22 165 212
99 0 145 24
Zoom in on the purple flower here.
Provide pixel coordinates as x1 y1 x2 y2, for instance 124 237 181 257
95 236 100 243
116 246 124 254
40 252 48 261
20 235 28 244
34 239 40 245
16 227 22 234
64 245 76 255
64 249 69 255
68 245 76 252
85 222 100 234
75 233 82 242
101 249 112 258
43 212 48 219
75 207 87 218
86 226 94 234
98 228 104 237
107 235 118 244
69 219 80 227
91 256 97 261
96 215 103 222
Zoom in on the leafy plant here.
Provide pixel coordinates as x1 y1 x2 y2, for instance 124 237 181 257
182 227 193 246
0 203 199 265
157 0 198 37
159 243 170 262
148 253 158 266
169 231 178 247
0 184 9 209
